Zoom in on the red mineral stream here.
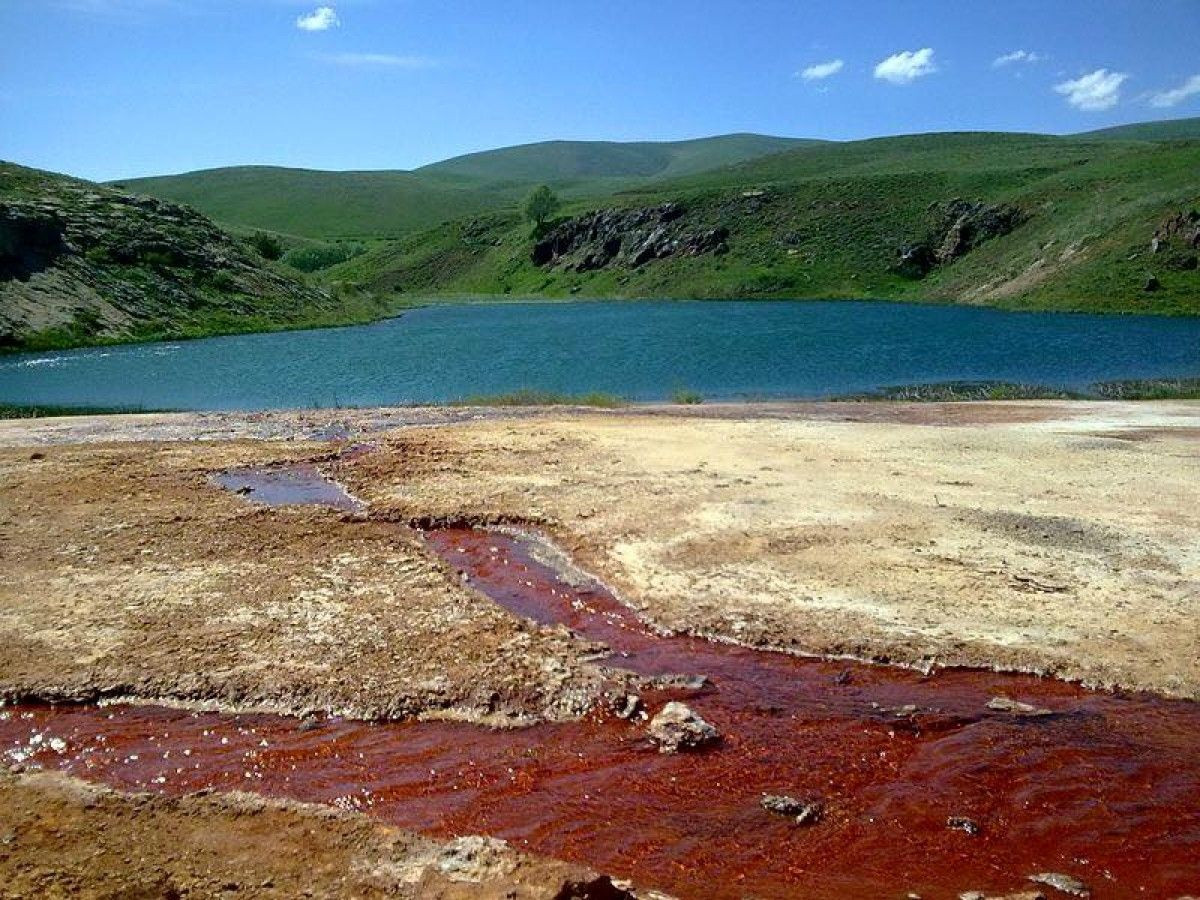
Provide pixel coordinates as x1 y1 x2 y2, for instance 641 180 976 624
2 470 1198 898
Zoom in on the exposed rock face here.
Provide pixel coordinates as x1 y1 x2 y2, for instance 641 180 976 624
1152 209 1200 253
1150 209 1200 275
0 206 67 279
897 199 1028 278
0 162 330 349
532 203 729 272
646 701 719 753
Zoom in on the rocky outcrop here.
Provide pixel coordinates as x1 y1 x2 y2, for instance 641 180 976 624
532 203 728 272
1150 209 1200 270
0 206 68 280
646 701 719 753
896 199 1028 278
0 162 331 349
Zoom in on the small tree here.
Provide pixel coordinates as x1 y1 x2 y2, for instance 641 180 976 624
249 231 283 261
524 185 560 230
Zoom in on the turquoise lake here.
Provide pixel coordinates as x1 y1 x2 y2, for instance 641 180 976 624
2 300 1198 410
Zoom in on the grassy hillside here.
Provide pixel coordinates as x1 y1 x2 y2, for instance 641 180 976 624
329 131 1200 315
417 134 812 182
112 166 511 241
1077 116 1200 142
0 162 390 351
111 135 811 240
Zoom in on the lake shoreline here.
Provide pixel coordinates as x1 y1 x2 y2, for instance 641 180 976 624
4 374 1200 420
7 290 1200 357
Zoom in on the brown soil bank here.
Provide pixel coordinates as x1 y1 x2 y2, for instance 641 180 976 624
0 770 637 899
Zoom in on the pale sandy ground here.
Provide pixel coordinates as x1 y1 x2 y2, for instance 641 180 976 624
331 400 1200 699
0 438 610 723
2 400 1198 707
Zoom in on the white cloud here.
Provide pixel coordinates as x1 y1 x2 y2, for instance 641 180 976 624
799 59 844 82
1054 68 1128 111
317 52 435 68
993 49 1043 68
1149 74 1200 108
296 6 338 31
874 48 937 85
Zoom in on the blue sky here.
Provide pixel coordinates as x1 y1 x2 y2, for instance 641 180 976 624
2 0 1198 181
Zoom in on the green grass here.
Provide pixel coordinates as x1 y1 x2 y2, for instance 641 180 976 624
1091 377 1200 400
669 388 705 404
832 382 1085 402
334 129 1200 315
1076 116 1200 142
419 134 813 182
451 389 627 408
830 378 1200 401
109 136 812 240
0 403 172 419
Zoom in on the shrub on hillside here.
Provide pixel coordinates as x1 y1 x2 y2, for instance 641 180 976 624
249 231 283 261
283 243 365 273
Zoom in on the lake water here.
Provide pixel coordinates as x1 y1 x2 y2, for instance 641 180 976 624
2 300 1198 410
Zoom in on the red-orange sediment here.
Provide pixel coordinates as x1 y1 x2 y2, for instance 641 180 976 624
3 507 1198 898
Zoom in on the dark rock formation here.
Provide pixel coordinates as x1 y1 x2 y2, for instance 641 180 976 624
0 206 68 280
0 163 331 348
1150 210 1200 276
896 199 1028 278
532 203 728 271
1152 209 1200 253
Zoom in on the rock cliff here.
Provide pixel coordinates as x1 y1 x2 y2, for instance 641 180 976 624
532 203 729 272
0 162 332 350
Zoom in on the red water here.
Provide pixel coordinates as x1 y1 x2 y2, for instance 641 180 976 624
4 524 1199 898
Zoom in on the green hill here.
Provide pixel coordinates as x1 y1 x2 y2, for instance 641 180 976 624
0 162 386 351
330 130 1200 315
1077 116 1200 142
417 134 812 182
111 165 511 241
110 134 811 240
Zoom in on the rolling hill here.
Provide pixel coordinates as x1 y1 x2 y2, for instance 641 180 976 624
110 165 522 241
416 134 812 182
0 162 383 351
111 134 811 240
1076 116 1200 142
330 129 1200 316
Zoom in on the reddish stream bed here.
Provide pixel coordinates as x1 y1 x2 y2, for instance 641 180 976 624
3 470 1199 898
